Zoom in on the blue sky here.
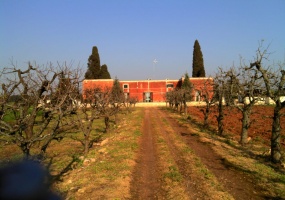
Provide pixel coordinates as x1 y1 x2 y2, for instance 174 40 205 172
1 0 284 80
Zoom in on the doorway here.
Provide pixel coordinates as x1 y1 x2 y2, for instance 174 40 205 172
143 92 153 102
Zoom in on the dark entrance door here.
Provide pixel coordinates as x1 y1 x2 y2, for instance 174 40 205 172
143 92 153 102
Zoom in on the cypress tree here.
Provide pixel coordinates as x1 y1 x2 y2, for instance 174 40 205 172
181 72 193 114
182 72 192 89
192 40 205 77
111 77 124 102
99 64 111 79
85 46 101 79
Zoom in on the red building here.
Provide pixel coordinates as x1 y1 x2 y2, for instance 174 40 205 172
83 77 213 102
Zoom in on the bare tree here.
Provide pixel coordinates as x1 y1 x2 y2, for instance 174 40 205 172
214 68 228 136
226 64 265 145
248 42 285 163
197 77 216 127
167 89 184 112
165 76 193 115
99 86 125 132
71 87 102 155
224 68 240 106
73 79 126 155
166 89 177 109
40 65 82 155
127 96 138 108
0 63 80 158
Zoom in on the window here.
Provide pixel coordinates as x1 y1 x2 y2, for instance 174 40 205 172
166 83 173 88
123 84 129 89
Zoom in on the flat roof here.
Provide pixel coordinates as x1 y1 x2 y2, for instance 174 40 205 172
83 77 211 82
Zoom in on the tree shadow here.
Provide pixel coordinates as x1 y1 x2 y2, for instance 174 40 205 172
46 155 79 184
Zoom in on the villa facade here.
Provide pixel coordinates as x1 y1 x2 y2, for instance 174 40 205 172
82 77 213 102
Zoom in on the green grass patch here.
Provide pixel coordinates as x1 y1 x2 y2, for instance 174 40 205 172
2 106 45 122
114 140 138 151
157 138 165 143
133 129 142 137
162 118 168 124
182 146 193 153
164 165 182 182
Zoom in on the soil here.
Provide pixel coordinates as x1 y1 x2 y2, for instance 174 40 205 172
188 105 285 146
2 106 283 199
130 107 270 199
130 109 164 199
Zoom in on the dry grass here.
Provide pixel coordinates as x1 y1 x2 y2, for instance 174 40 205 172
168 109 285 199
155 113 234 199
1 106 284 199
54 108 143 199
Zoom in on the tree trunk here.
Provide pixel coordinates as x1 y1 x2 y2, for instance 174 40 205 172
204 104 210 127
184 101 188 115
271 105 282 163
41 139 51 155
175 103 179 111
105 116 110 132
179 104 182 113
25 125 33 139
114 113 117 125
20 142 30 159
217 96 224 136
83 119 94 156
240 107 251 145
84 133 90 156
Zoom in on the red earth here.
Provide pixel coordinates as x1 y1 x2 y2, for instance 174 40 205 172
188 105 285 146
130 107 267 199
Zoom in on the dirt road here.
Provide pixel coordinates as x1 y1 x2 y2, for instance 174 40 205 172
130 107 267 200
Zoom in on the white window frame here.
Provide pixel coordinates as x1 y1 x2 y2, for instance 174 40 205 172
123 84 129 89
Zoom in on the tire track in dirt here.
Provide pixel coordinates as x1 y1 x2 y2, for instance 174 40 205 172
129 108 165 199
150 107 209 199
130 107 268 199
158 108 267 200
